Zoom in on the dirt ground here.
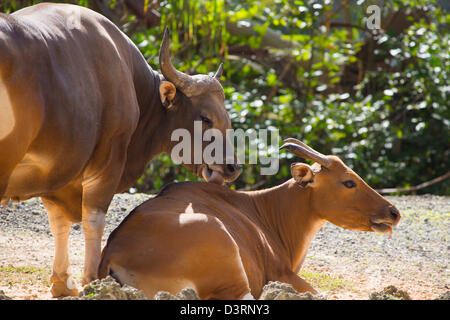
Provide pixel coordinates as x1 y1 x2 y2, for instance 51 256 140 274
0 193 448 300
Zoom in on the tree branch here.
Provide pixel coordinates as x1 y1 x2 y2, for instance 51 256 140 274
376 171 450 194
226 20 295 49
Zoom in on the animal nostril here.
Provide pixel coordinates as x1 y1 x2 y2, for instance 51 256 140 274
226 164 241 175
390 207 400 221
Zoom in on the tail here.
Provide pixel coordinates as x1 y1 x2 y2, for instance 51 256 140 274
97 248 111 279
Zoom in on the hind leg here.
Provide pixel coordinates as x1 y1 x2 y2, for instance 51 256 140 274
0 138 26 203
183 216 253 299
192 236 253 300
42 185 82 297
194 255 254 300
43 199 78 297
118 213 254 300
0 76 42 201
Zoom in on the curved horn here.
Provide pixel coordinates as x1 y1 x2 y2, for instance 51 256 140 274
280 139 331 168
159 27 195 95
283 138 319 155
214 63 223 80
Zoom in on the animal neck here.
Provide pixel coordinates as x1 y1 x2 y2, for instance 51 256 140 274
249 179 325 272
135 72 169 158
116 64 171 192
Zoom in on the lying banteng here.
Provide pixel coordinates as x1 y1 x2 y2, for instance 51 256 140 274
98 138 401 299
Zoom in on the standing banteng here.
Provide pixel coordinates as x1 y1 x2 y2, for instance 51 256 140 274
0 3 240 296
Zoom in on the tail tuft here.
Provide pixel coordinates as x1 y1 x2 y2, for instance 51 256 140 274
97 249 111 279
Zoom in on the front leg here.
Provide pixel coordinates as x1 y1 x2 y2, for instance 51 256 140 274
277 271 317 295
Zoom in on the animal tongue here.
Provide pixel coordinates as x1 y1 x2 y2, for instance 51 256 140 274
208 170 225 185
202 167 224 185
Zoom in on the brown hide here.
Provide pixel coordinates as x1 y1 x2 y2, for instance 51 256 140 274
99 146 401 299
0 3 239 296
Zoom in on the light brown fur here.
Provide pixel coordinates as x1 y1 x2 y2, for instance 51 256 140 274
99 152 401 299
0 3 239 296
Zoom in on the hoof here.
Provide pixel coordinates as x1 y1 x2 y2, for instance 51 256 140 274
81 275 98 287
50 275 79 297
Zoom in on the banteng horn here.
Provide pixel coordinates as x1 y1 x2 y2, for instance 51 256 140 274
214 63 223 80
280 138 331 168
159 27 224 96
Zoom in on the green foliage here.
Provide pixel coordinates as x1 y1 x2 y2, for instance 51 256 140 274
2 0 449 194
335 9 450 193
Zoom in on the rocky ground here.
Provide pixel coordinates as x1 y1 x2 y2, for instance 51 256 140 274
0 193 448 300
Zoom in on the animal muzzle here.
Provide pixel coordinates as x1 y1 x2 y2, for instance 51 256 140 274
370 205 401 234
201 163 241 185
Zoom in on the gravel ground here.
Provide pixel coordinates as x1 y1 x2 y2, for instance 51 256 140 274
0 193 448 300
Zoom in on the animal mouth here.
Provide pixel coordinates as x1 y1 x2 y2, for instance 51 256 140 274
201 166 225 185
370 218 394 234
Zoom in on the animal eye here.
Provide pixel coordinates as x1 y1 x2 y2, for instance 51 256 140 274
343 180 356 188
200 115 212 127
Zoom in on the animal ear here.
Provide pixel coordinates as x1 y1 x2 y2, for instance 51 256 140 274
291 163 314 186
159 81 177 109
